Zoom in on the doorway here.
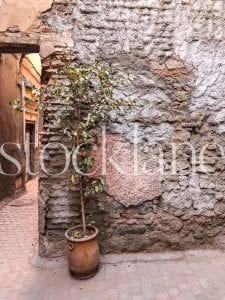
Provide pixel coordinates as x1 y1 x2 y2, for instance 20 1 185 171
25 122 35 182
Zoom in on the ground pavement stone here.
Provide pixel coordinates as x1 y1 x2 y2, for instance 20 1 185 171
1 180 225 299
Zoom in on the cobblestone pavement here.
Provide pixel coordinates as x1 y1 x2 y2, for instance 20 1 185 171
1 180 225 299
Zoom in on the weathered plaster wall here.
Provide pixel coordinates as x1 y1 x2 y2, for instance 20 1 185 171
0 0 56 54
36 0 225 257
0 0 53 32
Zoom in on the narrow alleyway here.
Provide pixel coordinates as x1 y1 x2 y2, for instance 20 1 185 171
0 179 38 299
1 181 225 299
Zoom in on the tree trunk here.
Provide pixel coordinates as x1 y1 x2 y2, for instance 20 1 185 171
80 181 87 236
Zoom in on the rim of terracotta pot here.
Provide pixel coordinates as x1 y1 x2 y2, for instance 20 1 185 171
65 225 98 243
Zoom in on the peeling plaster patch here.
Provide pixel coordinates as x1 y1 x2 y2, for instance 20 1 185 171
40 40 55 58
96 134 162 207
40 33 74 58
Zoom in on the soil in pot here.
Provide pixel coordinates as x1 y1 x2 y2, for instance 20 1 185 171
68 227 95 239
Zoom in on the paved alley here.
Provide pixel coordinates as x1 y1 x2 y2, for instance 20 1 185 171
1 180 225 299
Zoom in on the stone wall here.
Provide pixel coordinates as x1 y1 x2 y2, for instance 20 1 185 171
35 0 225 257
38 50 80 257
2 0 223 257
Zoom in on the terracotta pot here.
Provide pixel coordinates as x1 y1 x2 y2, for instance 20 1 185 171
65 225 100 279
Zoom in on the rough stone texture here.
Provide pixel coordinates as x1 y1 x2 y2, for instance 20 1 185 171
3 0 225 257
36 0 225 256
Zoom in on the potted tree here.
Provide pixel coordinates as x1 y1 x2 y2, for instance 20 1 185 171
10 49 132 279
46 51 132 279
